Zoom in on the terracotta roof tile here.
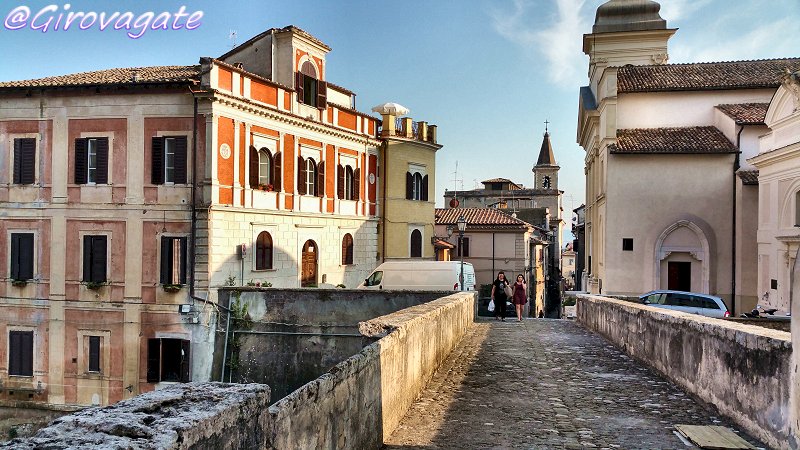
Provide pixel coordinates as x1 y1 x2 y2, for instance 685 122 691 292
435 208 533 229
716 103 769 125
737 169 759 185
618 58 800 93
610 126 737 154
0 65 200 89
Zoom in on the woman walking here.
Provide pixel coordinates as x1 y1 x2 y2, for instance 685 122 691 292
512 274 528 321
491 271 510 321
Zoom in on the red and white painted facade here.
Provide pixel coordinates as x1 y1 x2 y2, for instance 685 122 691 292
0 26 399 408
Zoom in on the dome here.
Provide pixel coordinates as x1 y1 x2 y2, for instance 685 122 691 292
592 0 667 34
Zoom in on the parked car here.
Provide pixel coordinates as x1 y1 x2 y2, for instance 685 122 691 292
639 290 730 318
357 261 476 291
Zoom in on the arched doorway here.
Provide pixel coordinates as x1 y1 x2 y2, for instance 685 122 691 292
654 220 710 293
301 240 318 287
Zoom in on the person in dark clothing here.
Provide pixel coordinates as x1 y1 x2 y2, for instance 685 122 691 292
491 271 510 321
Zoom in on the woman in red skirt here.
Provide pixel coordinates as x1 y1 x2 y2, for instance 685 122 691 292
512 274 527 321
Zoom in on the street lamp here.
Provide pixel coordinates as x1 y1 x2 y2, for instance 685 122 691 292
457 215 466 291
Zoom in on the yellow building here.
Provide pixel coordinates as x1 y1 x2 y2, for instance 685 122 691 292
374 104 442 260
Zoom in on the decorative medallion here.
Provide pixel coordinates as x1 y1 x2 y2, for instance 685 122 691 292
219 143 231 160
368 173 376 185
449 198 460 208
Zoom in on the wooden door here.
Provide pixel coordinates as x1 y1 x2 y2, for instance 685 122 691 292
301 240 318 287
668 261 691 292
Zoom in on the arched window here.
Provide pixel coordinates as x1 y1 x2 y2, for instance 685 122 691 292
259 149 272 186
306 158 317 196
345 166 354 200
342 233 354 265
795 191 800 226
543 175 551 189
255 231 273 270
410 229 422 258
406 172 427 201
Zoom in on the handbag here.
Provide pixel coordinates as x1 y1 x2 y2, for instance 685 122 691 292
503 283 513 298
488 299 495 312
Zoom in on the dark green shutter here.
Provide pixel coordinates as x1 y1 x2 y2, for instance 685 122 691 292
422 175 429 201
88 336 101 372
151 137 164 184
337 164 345 199
174 137 188 184
91 236 107 283
74 138 88 184
297 156 307 195
316 161 325 197
160 237 172 284
14 138 36 185
354 168 361 201
273 152 282 191
406 172 413 200
82 236 92 282
95 138 109 184
317 80 327 109
12 233 34 281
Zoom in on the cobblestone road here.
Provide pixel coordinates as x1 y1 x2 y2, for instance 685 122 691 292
384 319 764 450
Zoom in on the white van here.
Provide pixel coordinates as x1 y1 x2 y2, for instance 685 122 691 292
357 261 476 291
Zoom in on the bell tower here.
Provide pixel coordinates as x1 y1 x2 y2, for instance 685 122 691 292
533 126 559 191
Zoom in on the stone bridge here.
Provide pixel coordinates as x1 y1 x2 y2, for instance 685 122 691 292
3 294 797 449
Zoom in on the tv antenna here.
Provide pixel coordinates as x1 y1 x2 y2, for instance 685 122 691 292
228 30 238 49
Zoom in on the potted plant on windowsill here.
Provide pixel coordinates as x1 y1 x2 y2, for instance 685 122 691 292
162 284 183 293
84 281 107 291
257 183 274 192
11 279 28 287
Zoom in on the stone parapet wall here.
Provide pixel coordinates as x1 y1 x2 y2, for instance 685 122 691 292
577 294 792 450
2 383 271 449
267 291 476 448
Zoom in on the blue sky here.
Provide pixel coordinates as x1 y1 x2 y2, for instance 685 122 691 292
1 0 798 222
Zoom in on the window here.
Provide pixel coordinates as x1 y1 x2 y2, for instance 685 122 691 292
160 236 187 285
82 235 107 283
151 136 187 184
255 231 273 270
259 150 272 186
13 138 36 185
10 232 34 281
8 330 33 376
75 138 109 184
338 165 360 201
410 229 422 258
88 336 101 373
249 147 281 191
622 238 633 251
342 233 354 265
543 176 551 189
297 156 323 196
405 171 428 201
457 237 470 257
796 191 800 226
364 270 383 286
146 338 190 383
295 61 327 109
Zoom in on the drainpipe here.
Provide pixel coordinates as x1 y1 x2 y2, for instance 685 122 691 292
732 124 744 316
381 141 387 263
491 232 496 281
189 92 199 301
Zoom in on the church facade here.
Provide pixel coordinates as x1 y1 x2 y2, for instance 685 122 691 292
577 0 800 313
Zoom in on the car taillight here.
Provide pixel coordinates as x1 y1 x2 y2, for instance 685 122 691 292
724 311 730 317
454 283 459 290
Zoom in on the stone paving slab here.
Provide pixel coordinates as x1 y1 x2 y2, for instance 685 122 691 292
383 319 766 450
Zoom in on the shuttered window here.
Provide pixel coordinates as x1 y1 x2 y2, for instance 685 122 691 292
255 231 273 270
82 235 108 283
296 62 327 109
259 149 272 186
75 138 109 184
147 338 190 383
88 336 101 373
8 331 33 376
151 136 187 184
410 229 422 258
305 158 317 196
10 233 34 281
341 233 354 265
160 236 187 285
457 237 470 258
13 138 36 185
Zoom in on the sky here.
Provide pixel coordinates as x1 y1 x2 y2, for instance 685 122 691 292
1 0 798 226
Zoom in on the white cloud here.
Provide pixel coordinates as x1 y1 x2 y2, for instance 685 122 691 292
658 0 713 22
489 0 593 87
674 17 800 63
